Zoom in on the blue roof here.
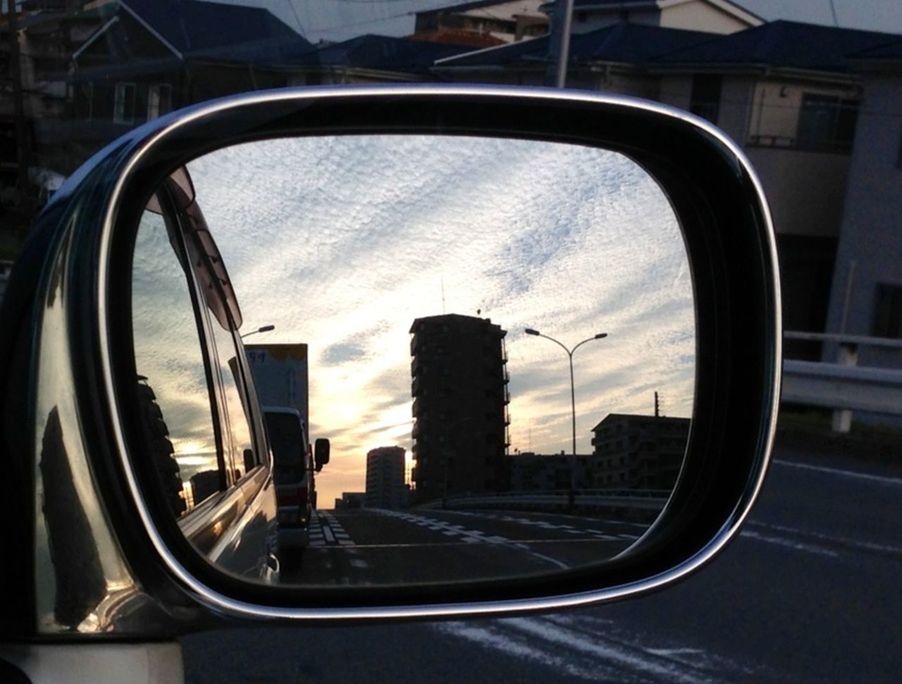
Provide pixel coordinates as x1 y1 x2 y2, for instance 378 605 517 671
436 23 717 68
849 39 902 61
123 0 313 61
653 20 902 72
297 35 476 73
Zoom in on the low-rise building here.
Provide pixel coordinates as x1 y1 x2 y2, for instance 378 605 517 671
591 413 690 490
508 451 591 491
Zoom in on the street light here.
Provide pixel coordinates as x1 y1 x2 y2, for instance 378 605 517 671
524 328 608 507
240 324 275 339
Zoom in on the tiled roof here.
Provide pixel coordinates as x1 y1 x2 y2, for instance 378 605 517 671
436 23 717 67
297 34 476 73
124 0 312 60
653 20 902 72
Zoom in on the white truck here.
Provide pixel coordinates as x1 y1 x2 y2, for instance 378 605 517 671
245 343 309 431
246 344 329 553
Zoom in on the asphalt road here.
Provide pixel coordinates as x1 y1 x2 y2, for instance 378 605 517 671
279 507 642 585
182 444 902 683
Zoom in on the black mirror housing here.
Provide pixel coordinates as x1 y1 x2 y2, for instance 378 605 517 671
314 438 330 472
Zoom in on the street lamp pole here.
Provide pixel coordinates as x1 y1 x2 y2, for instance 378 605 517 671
524 328 608 507
240 324 275 340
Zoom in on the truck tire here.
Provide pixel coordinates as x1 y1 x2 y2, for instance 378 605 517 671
136 378 187 517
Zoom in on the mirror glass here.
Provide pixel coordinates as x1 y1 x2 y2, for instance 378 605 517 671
131 134 695 588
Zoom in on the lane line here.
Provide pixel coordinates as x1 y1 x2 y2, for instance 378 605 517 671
749 521 902 558
740 530 839 558
774 459 902 486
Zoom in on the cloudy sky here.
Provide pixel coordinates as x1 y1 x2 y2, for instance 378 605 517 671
185 135 695 506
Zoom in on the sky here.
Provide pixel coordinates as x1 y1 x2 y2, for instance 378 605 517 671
185 135 695 507
215 1 902 42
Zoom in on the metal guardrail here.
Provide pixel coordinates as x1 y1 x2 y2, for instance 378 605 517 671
421 489 669 512
783 331 902 432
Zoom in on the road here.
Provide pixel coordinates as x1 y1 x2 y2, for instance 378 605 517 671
279 507 642 585
182 444 902 683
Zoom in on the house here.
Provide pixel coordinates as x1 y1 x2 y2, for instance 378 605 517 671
284 34 477 86
412 1 548 47
0 1 109 218
433 22 715 92
68 0 312 158
437 18 902 358
560 0 762 35
823 41 902 367
651 21 902 357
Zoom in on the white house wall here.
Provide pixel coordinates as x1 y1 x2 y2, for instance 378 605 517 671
826 73 902 360
746 147 850 238
747 79 860 146
658 1 751 34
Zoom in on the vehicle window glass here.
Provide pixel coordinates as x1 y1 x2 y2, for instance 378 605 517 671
131 208 222 514
265 413 305 467
208 320 256 480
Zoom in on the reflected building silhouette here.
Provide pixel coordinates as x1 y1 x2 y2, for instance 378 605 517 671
334 492 366 510
591 414 690 491
409 314 510 503
508 451 591 492
365 446 407 509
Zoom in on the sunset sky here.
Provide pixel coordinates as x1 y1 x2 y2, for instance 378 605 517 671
186 135 695 506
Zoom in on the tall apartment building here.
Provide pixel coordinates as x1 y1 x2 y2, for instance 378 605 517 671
591 414 690 491
409 314 510 503
365 446 406 509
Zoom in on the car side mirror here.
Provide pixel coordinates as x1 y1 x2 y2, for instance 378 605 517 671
314 438 330 472
4 86 780 630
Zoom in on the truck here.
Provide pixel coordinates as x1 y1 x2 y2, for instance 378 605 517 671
246 344 329 553
245 343 309 432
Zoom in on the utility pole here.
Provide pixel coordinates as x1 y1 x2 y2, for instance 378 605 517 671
544 0 574 88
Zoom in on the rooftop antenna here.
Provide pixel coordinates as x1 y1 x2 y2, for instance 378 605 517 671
828 0 839 27
441 276 446 314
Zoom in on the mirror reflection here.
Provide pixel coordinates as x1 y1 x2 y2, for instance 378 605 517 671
131 135 695 587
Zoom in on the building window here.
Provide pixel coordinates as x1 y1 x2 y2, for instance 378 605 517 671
114 82 136 124
689 75 722 124
147 84 172 121
872 283 902 338
796 94 858 153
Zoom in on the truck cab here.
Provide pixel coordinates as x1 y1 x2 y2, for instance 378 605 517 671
263 407 316 552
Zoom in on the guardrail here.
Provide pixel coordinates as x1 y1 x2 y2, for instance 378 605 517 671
783 331 902 432
420 489 670 513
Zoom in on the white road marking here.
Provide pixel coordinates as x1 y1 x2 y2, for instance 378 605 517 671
774 459 902 486
435 613 765 683
374 510 570 569
740 530 839 558
749 521 902 557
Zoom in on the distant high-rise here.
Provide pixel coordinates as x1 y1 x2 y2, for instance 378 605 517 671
365 446 406 509
409 314 510 503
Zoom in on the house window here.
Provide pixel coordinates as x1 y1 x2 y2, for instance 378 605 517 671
796 94 858 152
147 83 172 121
114 82 136 124
872 283 902 338
689 75 722 124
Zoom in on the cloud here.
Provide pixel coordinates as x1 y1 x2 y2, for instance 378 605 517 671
185 135 696 505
